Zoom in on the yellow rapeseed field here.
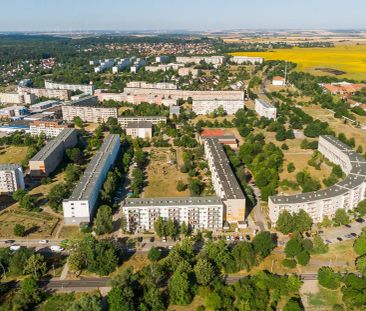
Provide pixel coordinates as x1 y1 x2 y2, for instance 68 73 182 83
231 45 366 81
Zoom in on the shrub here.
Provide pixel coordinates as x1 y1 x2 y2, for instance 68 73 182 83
282 258 297 268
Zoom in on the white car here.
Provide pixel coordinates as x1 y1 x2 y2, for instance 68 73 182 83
10 245 21 251
50 245 64 252
162 237 167 243
39 239 48 245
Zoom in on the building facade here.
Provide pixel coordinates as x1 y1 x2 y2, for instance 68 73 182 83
123 196 223 232
269 135 366 223
30 121 70 137
126 121 153 139
63 134 120 225
254 99 277 120
204 138 246 223
231 56 264 65
45 81 95 95
0 105 29 119
117 116 167 129
0 164 25 195
192 100 244 115
29 128 78 178
176 56 225 65
18 87 69 101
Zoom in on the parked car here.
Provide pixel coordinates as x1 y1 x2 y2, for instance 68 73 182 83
4 240 15 244
162 237 167 243
356 218 365 223
345 224 351 228
50 245 64 252
336 237 343 241
350 233 357 237
10 245 21 251
39 239 48 245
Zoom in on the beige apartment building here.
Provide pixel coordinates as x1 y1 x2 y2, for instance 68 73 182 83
0 164 25 195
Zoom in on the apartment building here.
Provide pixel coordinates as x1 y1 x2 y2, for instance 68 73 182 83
123 196 223 232
94 59 115 73
62 96 117 123
130 58 147 73
45 80 95 96
231 56 264 65
254 99 277 120
0 93 36 105
63 134 120 225
146 63 183 73
176 56 225 65
204 138 246 223
0 105 29 119
192 99 244 115
200 129 238 149
30 120 70 137
126 121 152 139
126 81 177 90
18 87 69 101
30 100 60 112
29 128 78 178
112 58 132 73
0 164 25 195
269 135 366 223
117 116 167 128
155 56 170 63
178 67 200 78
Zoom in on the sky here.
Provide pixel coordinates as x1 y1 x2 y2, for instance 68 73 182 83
0 0 365 32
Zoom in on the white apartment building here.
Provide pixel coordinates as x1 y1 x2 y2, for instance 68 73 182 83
126 121 152 139
231 56 264 65
0 164 25 195
131 59 147 73
112 58 132 73
94 59 115 73
126 81 177 90
18 87 69 101
269 135 366 223
176 56 225 65
61 96 117 123
178 67 200 78
123 196 223 232
29 128 78 178
30 121 69 137
146 63 183 73
0 93 36 105
63 135 120 225
192 100 244 115
117 116 167 128
204 138 246 223
45 80 95 95
254 99 277 120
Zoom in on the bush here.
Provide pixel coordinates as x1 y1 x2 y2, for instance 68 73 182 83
13 224 26 237
318 266 340 289
147 247 161 262
282 258 297 268
296 250 310 266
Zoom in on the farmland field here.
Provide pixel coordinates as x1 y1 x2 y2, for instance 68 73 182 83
231 45 366 80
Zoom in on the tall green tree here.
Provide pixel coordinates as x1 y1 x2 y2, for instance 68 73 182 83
94 205 113 235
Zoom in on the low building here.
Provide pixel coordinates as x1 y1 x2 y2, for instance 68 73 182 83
192 100 244 115
254 99 277 120
0 105 29 119
45 80 94 95
126 121 152 139
30 120 70 137
269 135 366 223
204 138 246 223
272 76 286 86
30 100 60 112
117 116 167 129
123 196 223 232
169 105 180 118
29 128 78 178
0 164 25 195
322 82 366 98
63 134 120 225
62 96 117 123
231 56 264 65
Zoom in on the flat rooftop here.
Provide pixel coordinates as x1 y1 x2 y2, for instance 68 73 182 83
124 196 222 207
256 99 275 109
205 138 245 200
126 121 152 129
0 164 21 171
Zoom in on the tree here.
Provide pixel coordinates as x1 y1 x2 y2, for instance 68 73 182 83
94 205 113 235
312 234 328 254
47 183 70 212
287 162 295 173
23 254 47 278
66 148 83 164
154 217 167 237
252 231 275 258
148 247 161 262
276 210 295 234
296 250 310 266
194 258 214 286
356 255 366 276
285 237 303 258
12 189 27 202
354 231 366 256
12 276 42 310
168 266 193 305
73 116 84 128
333 208 350 226
282 258 297 268
65 163 81 184
68 248 84 273
294 209 313 233
14 224 26 237
69 294 102 311
283 298 304 311
188 179 203 196
318 267 340 289
176 180 187 192
356 200 366 216
19 194 36 211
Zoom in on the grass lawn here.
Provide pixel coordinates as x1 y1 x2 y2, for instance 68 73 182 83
304 284 343 311
302 105 366 149
231 45 366 80
0 208 60 238
143 148 190 198
0 145 28 164
168 295 205 311
57 225 82 239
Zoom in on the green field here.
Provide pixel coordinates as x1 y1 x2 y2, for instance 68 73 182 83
231 45 366 80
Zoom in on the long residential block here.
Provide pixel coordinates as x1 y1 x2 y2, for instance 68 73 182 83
29 128 78 178
63 134 120 225
117 116 167 128
192 99 244 115
123 196 223 232
254 99 277 120
0 164 25 195
45 81 95 95
204 138 246 223
269 135 366 223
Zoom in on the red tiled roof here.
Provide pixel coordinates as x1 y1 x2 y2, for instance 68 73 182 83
200 129 225 137
273 76 285 81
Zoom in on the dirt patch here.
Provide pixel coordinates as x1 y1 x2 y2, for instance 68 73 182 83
315 67 346 75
